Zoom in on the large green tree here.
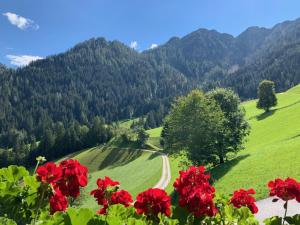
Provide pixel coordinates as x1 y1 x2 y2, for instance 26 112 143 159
207 88 250 163
161 90 225 165
257 80 277 112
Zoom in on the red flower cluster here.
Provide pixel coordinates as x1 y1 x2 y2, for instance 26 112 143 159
230 189 258 214
36 162 61 185
173 166 217 217
134 188 171 217
36 159 88 214
111 190 133 207
268 178 300 202
57 159 88 198
49 189 68 215
90 176 133 214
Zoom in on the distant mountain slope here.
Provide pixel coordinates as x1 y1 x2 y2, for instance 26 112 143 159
0 39 189 144
2 17 300 148
145 18 300 98
224 42 300 98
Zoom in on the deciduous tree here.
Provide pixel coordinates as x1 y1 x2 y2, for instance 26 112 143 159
257 80 277 112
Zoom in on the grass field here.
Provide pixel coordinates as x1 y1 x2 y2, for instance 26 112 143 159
146 127 163 149
146 85 300 199
119 118 140 129
62 143 162 210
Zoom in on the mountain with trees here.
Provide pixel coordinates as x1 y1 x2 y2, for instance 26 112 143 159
0 39 188 149
1 17 300 158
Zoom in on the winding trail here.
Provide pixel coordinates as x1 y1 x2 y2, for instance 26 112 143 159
153 153 171 189
143 150 171 190
255 197 300 224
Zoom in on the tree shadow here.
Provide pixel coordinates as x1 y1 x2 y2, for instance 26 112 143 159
147 152 161 160
250 99 300 121
210 154 250 184
98 148 143 170
255 110 276 121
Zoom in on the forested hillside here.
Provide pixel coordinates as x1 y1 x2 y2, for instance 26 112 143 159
1 17 300 154
0 39 189 150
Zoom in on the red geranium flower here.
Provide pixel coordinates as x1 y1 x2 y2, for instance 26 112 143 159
134 188 171 218
174 166 217 217
91 176 121 214
36 162 62 185
58 159 88 198
230 188 258 214
91 177 120 206
94 189 133 215
49 189 68 214
268 178 300 202
111 190 133 207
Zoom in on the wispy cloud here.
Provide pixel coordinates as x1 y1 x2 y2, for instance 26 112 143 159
6 55 43 67
130 41 138 50
3 12 39 30
149 43 158 49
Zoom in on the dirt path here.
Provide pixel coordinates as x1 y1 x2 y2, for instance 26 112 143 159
153 153 171 189
255 197 300 224
142 150 171 190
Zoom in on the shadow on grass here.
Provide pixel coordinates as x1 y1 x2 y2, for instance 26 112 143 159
255 110 276 121
147 152 161 160
98 148 143 170
284 133 300 141
249 99 300 121
210 154 250 184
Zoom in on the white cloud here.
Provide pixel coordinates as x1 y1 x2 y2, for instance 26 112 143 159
3 12 39 30
149 43 158 49
130 41 138 50
6 55 43 67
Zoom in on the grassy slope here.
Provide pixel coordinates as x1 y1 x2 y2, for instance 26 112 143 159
211 85 300 199
146 127 163 149
62 144 162 210
147 85 300 199
119 118 140 129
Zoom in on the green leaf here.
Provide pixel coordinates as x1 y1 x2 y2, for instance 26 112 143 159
64 208 95 225
24 175 40 206
0 217 17 225
0 166 29 182
170 205 190 224
264 216 282 225
285 214 300 224
37 211 65 225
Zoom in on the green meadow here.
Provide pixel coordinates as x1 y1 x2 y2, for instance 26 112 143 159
60 144 162 210
60 84 300 208
147 85 300 199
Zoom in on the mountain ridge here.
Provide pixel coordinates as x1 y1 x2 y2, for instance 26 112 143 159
1 17 300 148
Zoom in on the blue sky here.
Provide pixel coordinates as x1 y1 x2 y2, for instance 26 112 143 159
1 0 300 67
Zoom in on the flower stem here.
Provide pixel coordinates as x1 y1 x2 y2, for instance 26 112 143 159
33 161 40 175
282 201 288 225
33 188 45 225
105 207 109 225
